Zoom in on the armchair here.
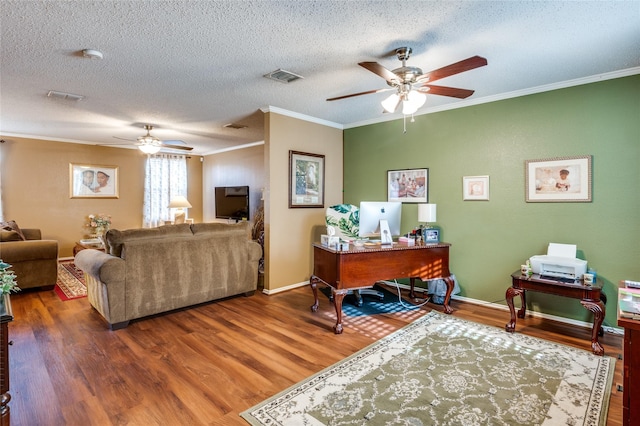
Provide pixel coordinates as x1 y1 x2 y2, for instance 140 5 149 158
0 225 58 290
325 204 384 306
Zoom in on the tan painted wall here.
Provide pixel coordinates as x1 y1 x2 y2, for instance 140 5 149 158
202 144 265 223
264 112 343 291
0 136 203 258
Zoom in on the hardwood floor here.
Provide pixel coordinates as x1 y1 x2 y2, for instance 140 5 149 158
7 283 623 426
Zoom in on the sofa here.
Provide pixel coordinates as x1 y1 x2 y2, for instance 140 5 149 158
0 224 59 290
74 222 262 329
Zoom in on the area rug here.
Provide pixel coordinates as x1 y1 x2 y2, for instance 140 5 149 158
240 311 615 426
319 285 421 317
54 261 87 301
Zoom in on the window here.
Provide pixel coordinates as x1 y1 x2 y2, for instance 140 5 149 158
143 154 187 227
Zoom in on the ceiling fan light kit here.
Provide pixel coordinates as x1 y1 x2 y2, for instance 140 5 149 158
328 46 487 131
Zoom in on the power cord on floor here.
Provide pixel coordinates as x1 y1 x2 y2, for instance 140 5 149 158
377 279 431 309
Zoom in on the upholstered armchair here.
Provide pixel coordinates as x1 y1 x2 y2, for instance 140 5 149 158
325 204 384 305
0 226 58 290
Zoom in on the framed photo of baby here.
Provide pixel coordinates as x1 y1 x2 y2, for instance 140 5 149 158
70 163 119 199
525 155 592 202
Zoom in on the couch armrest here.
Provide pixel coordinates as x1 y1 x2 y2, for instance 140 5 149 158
74 249 125 284
248 240 262 263
21 228 42 240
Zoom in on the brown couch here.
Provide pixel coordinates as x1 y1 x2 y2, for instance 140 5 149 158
0 228 59 290
74 222 262 329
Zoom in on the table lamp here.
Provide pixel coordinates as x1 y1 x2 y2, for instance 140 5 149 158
418 204 437 242
168 196 192 224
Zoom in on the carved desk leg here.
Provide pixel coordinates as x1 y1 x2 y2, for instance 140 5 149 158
505 287 524 332
581 299 605 356
310 275 320 312
332 289 347 335
442 276 455 314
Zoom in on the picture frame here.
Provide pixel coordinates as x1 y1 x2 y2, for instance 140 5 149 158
463 175 490 201
289 150 325 208
69 163 119 198
525 155 592 202
387 168 428 203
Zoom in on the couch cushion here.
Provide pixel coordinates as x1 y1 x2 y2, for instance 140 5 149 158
105 224 194 257
0 230 23 242
190 221 252 239
1 220 26 241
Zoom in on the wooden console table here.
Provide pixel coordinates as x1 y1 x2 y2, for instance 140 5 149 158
73 241 106 256
310 242 453 334
1 295 14 426
505 271 605 355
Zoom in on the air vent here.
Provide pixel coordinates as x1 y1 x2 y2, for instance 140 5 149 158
47 90 85 101
223 123 248 130
263 69 304 83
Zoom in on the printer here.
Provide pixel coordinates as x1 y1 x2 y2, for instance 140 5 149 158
529 243 587 280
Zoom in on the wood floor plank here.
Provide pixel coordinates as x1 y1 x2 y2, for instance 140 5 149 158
6 284 623 426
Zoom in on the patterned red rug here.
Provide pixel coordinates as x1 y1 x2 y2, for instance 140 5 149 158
54 261 87 301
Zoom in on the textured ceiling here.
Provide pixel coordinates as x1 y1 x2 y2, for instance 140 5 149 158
1 1 639 155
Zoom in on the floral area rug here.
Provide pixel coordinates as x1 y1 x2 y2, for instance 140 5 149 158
240 311 615 426
54 261 87 301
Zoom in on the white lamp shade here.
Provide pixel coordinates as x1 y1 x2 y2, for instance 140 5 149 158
402 90 427 115
138 144 162 154
381 93 401 113
418 204 436 223
168 196 192 209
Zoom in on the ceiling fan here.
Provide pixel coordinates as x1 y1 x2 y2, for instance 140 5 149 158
327 47 487 116
107 125 194 154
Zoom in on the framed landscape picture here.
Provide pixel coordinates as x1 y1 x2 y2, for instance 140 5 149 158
69 163 119 198
289 151 325 208
525 155 592 202
387 168 428 203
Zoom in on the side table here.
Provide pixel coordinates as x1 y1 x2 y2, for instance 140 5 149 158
505 271 605 355
73 241 106 256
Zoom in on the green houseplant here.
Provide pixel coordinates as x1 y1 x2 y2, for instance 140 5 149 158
0 260 20 295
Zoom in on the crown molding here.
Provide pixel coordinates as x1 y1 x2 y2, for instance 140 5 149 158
260 105 343 130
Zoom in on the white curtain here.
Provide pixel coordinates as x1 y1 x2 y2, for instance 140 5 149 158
143 154 188 228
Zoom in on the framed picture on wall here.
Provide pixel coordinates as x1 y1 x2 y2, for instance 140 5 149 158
69 163 119 198
463 175 490 201
387 168 428 203
525 155 592 202
289 151 325 208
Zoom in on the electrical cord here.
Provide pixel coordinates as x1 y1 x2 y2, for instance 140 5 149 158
377 279 431 309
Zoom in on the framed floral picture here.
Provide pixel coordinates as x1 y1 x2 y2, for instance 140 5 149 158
69 163 119 198
289 151 325 208
463 176 490 201
387 168 428 203
525 155 592 202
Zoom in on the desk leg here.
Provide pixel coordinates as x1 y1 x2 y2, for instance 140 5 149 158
505 287 525 332
442 276 454 315
310 275 320 312
580 300 605 356
332 289 347 335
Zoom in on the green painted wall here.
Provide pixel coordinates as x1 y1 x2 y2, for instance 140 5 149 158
343 74 640 329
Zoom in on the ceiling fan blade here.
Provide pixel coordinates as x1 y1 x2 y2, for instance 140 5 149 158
326 87 394 101
162 140 187 146
161 143 193 151
358 62 400 83
113 136 136 142
418 85 475 99
418 56 487 83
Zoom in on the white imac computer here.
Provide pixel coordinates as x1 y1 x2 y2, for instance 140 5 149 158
358 201 402 244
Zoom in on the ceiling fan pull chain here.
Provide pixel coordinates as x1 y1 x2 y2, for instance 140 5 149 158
403 115 407 133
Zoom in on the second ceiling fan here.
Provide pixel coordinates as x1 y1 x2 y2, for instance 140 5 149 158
327 47 487 115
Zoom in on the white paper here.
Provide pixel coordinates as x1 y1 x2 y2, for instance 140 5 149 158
547 243 577 258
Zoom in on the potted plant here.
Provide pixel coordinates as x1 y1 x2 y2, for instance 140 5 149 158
0 260 20 296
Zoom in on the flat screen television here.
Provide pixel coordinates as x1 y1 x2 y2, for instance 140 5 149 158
358 201 402 241
215 186 249 221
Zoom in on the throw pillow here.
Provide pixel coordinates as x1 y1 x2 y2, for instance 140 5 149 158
0 230 24 242
0 220 26 241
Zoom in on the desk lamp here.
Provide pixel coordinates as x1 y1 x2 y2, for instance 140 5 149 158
418 204 437 241
168 196 192 224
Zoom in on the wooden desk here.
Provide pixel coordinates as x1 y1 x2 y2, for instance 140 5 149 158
506 271 605 355
1 295 14 426
618 310 640 425
310 242 453 334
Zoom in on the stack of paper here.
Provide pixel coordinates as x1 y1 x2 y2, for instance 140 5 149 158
619 287 640 320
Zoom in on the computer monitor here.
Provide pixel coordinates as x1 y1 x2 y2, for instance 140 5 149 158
358 201 402 243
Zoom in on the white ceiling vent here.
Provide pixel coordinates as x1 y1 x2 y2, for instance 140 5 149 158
263 69 304 83
47 90 85 101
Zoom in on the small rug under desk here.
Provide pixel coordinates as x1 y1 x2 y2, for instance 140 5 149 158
55 261 87 301
241 310 615 426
